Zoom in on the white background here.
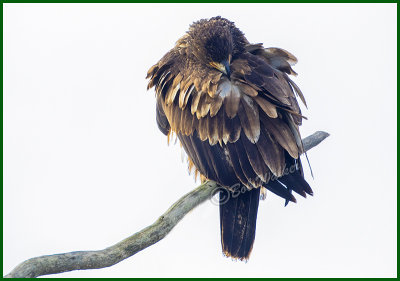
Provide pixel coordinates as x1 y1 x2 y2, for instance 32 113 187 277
3 3 397 277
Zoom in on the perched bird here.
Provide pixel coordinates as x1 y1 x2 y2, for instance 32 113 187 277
146 16 312 261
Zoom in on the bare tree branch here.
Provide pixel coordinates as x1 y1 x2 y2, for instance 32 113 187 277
302 131 330 152
5 131 329 278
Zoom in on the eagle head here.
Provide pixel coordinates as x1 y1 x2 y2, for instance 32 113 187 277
186 16 248 78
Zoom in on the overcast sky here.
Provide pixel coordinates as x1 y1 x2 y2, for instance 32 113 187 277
4 3 397 277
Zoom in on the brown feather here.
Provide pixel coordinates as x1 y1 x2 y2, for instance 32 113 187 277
189 135 218 181
238 95 260 143
201 76 212 94
146 64 158 79
231 58 252 75
238 82 258 97
215 110 225 145
233 135 262 188
208 82 219 98
264 47 298 65
246 45 298 76
198 117 208 141
260 77 292 106
183 84 195 108
241 135 269 182
260 114 299 159
191 90 203 115
171 106 182 132
253 95 278 118
157 71 172 96
155 97 170 136
221 109 230 144
194 77 202 92
162 103 173 127
198 140 220 182
223 114 241 143
265 181 297 203
256 129 285 177
283 112 304 154
166 73 182 105
244 43 263 53
179 80 193 108
209 95 223 117
207 115 219 145
191 114 199 135
285 74 307 108
181 107 194 136
218 81 240 118
198 94 211 118
200 140 237 186
226 142 252 188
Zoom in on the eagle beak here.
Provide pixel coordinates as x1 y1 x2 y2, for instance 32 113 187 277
210 59 231 78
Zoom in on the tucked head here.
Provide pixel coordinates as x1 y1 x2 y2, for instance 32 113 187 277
186 16 248 77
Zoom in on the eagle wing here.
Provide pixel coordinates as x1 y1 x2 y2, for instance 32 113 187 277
147 45 310 198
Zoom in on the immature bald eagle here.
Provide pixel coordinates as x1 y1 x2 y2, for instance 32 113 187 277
147 16 312 260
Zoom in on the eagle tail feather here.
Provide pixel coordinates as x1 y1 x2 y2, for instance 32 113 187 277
219 187 260 261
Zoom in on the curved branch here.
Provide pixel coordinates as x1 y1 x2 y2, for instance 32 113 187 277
5 131 329 278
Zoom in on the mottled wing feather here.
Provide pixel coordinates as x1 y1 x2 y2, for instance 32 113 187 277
198 116 208 141
191 90 203 114
231 135 262 188
209 95 223 117
238 95 260 144
260 113 299 159
226 141 253 188
283 73 308 108
256 128 285 177
253 95 278 118
241 134 269 182
224 114 241 143
147 45 306 194
245 44 298 76
207 114 219 145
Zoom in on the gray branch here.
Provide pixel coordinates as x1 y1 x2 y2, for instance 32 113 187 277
5 131 329 278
